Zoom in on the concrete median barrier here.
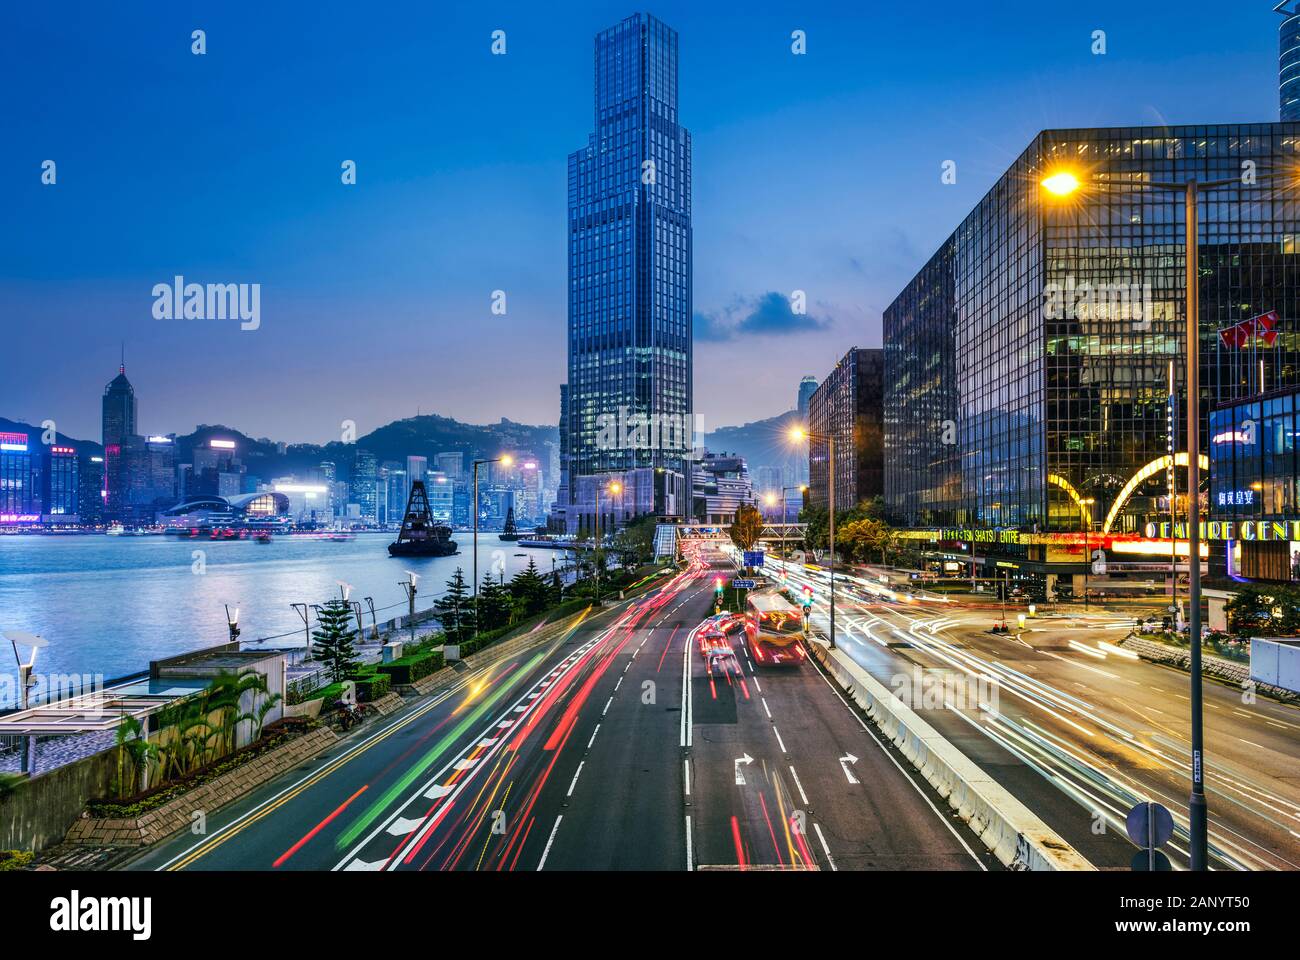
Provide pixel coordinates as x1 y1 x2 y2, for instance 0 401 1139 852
809 638 1094 871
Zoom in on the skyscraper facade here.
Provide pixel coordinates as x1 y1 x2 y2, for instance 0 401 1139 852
808 349 885 513
560 13 693 532
798 376 818 420
884 123 1300 587
351 448 378 524
1282 3 1300 122
101 363 137 522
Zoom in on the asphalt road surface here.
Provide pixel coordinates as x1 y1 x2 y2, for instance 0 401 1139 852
128 546 994 872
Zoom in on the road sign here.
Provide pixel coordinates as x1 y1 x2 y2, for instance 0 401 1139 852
733 579 756 590
1126 801 1175 849
743 551 765 568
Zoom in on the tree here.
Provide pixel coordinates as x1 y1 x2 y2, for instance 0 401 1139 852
478 573 513 632
0 772 22 803
312 599 360 684
434 567 475 643
114 714 157 799
730 503 765 554
613 514 658 566
509 558 551 617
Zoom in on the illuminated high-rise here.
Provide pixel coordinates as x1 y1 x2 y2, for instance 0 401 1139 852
560 13 693 532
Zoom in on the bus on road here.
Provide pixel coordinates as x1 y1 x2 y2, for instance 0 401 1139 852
744 589 807 666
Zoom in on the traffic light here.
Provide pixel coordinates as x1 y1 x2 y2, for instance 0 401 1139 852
715 577 725 593
801 585 814 612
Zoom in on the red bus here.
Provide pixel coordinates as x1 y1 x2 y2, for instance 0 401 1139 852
744 590 807 666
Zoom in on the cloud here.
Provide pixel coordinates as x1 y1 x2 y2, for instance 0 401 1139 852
694 291 831 342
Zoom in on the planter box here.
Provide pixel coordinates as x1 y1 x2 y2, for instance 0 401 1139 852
65 727 338 847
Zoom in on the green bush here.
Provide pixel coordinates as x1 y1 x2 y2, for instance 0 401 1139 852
0 850 33 872
351 673 392 702
376 651 445 686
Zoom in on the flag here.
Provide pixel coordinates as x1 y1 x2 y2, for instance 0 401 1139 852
1219 311 1280 349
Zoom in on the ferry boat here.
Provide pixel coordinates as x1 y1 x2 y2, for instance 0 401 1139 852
388 480 458 558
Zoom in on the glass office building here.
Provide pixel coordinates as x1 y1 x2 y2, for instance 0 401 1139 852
885 124 1300 579
808 348 884 513
1209 386 1300 581
560 13 692 532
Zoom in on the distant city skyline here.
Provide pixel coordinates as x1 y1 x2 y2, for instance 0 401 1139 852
3 2 1290 443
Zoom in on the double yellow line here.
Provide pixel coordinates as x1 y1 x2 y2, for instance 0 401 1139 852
163 681 471 871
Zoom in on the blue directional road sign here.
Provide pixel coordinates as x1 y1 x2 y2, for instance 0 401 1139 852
743 551 765 568
733 579 757 590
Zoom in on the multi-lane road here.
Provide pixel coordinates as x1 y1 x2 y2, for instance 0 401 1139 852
128 546 993 872
778 559 1300 871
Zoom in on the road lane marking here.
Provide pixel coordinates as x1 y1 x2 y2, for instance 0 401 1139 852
813 822 837 872
761 697 772 719
789 765 809 805
839 753 861 784
685 815 694 871
536 815 564 870
773 726 788 754
566 761 585 797
586 724 600 750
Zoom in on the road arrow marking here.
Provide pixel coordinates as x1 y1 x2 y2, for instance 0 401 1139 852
839 754 860 784
342 858 386 871
386 817 424 836
424 784 453 800
735 753 754 785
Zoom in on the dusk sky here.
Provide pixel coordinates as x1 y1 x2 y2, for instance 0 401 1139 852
1 1 1287 444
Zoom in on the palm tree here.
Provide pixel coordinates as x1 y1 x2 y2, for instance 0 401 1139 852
114 714 157 798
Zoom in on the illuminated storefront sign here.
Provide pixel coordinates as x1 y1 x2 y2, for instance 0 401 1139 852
1145 520 1300 542
1215 489 1256 508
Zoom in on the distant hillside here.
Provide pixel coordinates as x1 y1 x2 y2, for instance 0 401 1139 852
175 416 559 480
704 409 806 474
0 418 101 456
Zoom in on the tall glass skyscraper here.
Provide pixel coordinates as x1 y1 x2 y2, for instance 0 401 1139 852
101 362 137 522
560 13 693 531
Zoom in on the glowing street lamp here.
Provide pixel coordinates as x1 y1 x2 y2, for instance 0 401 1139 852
1040 171 1081 197
595 480 623 605
1042 166 1249 871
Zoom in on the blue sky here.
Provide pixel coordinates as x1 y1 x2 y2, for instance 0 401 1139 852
0 1 1288 443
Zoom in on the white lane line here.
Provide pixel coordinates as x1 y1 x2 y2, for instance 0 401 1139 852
773 725 788 754
789 765 810 805
587 724 601 750
762 697 772 719
684 759 692 796
566 761 585 797
685 815 694 871
615 676 624 691
537 815 564 871
752 677 763 693
602 696 613 717
813 822 838 872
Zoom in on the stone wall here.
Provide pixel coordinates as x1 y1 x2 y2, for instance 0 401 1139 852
65 727 338 847
0 745 121 853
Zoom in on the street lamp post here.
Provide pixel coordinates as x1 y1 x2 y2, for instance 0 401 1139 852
224 604 241 645
4 631 47 774
1042 170 1242 871
472 455 512 627
792 428 836 649
594 480 622 606
1080 498 1096 612
399 571 420 648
